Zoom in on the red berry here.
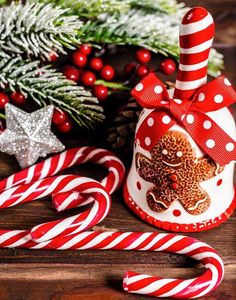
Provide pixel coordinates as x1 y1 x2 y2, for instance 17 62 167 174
160 58 176 75
81 71 96 86
136 48 151 64
10 91 26 105
123 62 136 76
136 64 149 78
63 65 80 82
93 85 108 101
49 52 58 62
79 44 92 55
89 57 103 71
72 50 87 68
0 92 9 109
100 65 115 81
52 109 68 125
58 120 72 133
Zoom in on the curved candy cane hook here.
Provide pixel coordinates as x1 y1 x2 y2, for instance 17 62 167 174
0 229 224 298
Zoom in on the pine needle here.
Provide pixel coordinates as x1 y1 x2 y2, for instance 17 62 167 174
0 57 104 128
0 1 82 60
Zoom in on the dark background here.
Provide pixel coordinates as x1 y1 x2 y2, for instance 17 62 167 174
0 0 235 299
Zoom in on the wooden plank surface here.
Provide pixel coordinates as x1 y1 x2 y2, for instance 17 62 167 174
0 1 235 299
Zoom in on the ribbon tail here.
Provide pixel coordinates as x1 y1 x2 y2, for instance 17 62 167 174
193 76 236 113
182 110 236 165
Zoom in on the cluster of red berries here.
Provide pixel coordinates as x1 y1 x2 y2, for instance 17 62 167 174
0 91 26 110
63 44 115 102
124 48 176 78
52 109 72 133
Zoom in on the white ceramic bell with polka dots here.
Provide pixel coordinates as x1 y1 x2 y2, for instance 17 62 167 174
123 7 236 232
124 87 236 232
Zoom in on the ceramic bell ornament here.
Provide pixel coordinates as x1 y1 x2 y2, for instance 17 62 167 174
124 7 236 232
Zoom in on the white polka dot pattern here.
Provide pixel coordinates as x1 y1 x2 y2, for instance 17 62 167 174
135 83 143 92
145 137 151 146
173 99 182 104
186 114 194 124
214 94 223 104
203 120 212 129
154 85 163 94
162 115 171 124
224 78 231 86
226 142 234 152
198 93 205 102
147 118 154 127
206 139 215 148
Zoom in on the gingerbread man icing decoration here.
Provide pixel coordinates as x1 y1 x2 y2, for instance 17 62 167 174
124 7 236 232
136 131 223 215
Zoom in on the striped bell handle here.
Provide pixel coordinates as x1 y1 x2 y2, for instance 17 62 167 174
131 7 236 166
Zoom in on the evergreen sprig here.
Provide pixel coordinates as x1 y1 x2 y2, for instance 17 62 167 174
0 57 104 128
41 0 224 77
0 1 82 60
38 0 130 18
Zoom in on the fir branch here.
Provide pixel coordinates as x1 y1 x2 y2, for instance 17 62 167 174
81 8 223 77
0 2 82 60
81 8 183 58
37 0 130 18
0 57 104 128
37 0 224 76
129 0 184 14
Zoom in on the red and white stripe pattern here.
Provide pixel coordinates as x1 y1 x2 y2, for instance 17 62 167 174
0 147 224 297
0 147 125 243
0 229 224 298
0 147 125 212
174 7 215 100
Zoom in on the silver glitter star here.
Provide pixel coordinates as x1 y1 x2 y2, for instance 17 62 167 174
0 104 65 168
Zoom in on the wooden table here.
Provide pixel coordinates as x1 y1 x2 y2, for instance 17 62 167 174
0 1 235 299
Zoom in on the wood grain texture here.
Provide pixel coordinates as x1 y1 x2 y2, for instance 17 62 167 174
0 1 235 299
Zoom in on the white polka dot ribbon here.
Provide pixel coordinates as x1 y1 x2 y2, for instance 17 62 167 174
131 73 236 166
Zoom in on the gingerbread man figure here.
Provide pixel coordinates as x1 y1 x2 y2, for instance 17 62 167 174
136 131 224 215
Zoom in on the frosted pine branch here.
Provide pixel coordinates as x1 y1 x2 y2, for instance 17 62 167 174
0 2 82 60
38 0 130 18
0 57 104 128
81 8 223 77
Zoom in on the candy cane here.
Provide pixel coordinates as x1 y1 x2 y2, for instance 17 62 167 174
174 7 215 100
0 146 224 298
0 228 224 298
0 147 125 212
0 147 125 243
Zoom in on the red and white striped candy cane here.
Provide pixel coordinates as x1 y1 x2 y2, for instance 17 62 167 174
0 229 224 298
0 174 111 242
174 7 215 100
0 147 125 212
0 144 224 298
0 147 125 243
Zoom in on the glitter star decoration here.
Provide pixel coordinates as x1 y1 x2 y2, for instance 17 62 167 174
0 104 65 168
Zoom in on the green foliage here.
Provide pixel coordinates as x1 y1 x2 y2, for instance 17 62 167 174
0 57 104 128
0 1 82 60
40 0 224 77
38 0 130 18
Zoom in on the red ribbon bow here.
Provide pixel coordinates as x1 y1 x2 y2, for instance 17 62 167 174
131 73 236 166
